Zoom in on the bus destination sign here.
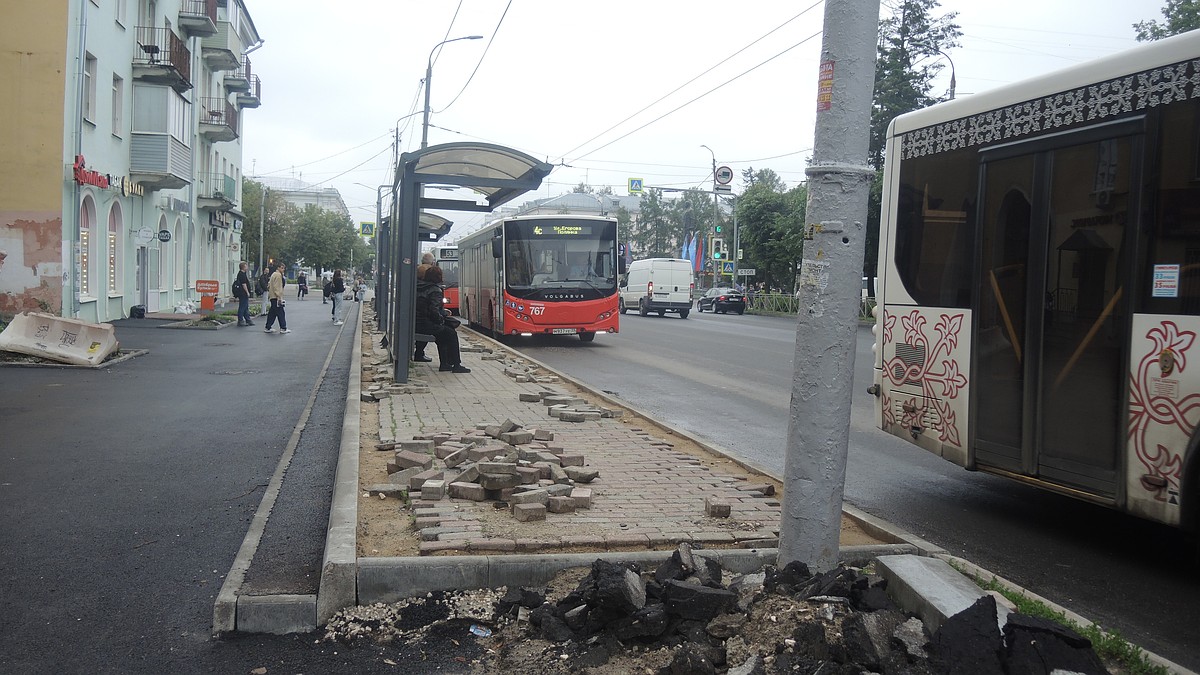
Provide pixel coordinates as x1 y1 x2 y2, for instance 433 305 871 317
532 224 592 236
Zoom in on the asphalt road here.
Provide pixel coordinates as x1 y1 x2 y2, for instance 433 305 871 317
505 308 1200 671
0 300 463 673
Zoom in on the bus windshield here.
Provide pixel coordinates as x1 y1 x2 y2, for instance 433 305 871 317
439 258 459 287
504 219 617 299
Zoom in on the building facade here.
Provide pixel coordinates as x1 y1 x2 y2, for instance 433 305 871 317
0 0 263 321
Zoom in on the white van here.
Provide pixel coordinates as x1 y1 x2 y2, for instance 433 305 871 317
619 258 694 318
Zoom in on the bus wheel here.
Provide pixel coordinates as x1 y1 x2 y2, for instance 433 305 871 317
578 331 595 342
619 298 627 314
638 299 649 317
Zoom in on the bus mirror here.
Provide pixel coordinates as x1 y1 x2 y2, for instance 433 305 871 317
491 237 502 259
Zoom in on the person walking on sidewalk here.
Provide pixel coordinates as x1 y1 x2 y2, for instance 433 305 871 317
296 271 308 300
263 263 290 334
321 270 333 304
416 265 469 373
330 269 346 326
257 266 272 315
234 261 253 326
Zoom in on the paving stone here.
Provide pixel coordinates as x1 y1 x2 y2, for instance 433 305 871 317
510 489 549 506
434 444 461 460
735 483 777 496
547 496 576 514
478 461 518 475
443 448 468 468
705 496 732 518
394 450 434 471
498 418 520 434
374 442 396 451
409 469 444 492
499 430 535 445
559 453 585 467
479 472 521 490
531 428 554 441
456 463 480 483
448 481 487 501
514 503 547 522
516 466 542 484
564 466 599 483
546 483 574 497
549 464 570 484
386 466 423 485
570 487 592 509
484 425 502 438
559 411 587 423
421 479 446 500
518 392 542 402
398 439 435 454
365 484 408 499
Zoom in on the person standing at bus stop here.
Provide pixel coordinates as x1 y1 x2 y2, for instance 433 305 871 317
413 252 436 361
330 269 346 325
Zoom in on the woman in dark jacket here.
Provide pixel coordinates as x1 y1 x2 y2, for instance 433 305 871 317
415 266 470 373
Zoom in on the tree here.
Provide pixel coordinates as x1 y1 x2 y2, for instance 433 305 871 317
870 0 962 170
1134 0 1200 40
633 189 670 257
240 179 289 273
734 169 805 291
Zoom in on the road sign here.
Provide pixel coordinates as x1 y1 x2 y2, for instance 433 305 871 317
722 261 734 274
360 221 376 236
714 185 732 194
628 177 644 194
737 268 756 276
715 166 733 185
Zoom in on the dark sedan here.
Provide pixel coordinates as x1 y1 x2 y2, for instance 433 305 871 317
697 287 746 314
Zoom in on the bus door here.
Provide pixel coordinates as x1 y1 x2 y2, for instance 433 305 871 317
973 122 1141 498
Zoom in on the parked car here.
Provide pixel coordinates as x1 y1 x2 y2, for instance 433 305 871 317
697 287 746 314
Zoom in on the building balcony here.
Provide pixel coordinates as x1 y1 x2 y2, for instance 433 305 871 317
236 75 261 109
129 133 192 191
198 97 238 142
201 19 243 72
224 57 252 93
178 0 217 38
197 172 238 213
133 27 193 92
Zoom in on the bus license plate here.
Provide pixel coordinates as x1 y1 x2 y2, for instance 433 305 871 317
552 328 578 335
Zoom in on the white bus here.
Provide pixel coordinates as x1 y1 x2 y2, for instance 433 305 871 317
873 30 1200 537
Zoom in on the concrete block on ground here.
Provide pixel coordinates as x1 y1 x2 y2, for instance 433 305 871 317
498 418 520 434
500 430 534 445
875 554 1011 634
511 488 549 506
547 405 568 418
443 448 468 468
398 439 435 454
479 473 520 490
374 442 396 451
547 496 576 514
516 466 542 484
448 481 487 501
549 464 570 484
705 496 731 518
467 445 508 462
564 466 599 483
409 469 444 492
435 444 461 460
559 453 585 467
514 503 547 522
394 450 434 471
484 425 502 438
478 461 518 475
519 392 542 402
570 487 592 509
532 428 554 441
236 594 316 634
558 411 587 423
420 479 446 500
365 484 408 499
456 463 480 483
386 466 422 485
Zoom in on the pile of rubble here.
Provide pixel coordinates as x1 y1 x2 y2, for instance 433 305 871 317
325 544 1109 674
367 417 599 523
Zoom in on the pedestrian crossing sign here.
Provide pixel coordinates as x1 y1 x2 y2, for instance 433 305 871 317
360 221 375 236
722 261 734 274
628 178 644 194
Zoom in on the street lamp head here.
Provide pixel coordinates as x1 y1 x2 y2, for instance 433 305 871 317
421 36 485 149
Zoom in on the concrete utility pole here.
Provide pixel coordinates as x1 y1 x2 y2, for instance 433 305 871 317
701 144 718 289
258 187 266 271
777 0 880 572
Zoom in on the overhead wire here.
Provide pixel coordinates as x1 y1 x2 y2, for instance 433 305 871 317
255 131 394 177
434 0 512 114
555 1 824 162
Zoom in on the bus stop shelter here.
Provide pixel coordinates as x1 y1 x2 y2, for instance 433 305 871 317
379 142 553 383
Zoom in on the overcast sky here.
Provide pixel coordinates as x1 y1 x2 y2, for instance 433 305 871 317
239 0 1165 240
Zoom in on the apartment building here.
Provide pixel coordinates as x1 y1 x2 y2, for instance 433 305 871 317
0 0 263 321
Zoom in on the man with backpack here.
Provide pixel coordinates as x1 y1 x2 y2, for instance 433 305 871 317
256 267 272 315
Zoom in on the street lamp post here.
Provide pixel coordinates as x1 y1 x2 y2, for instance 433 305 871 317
934 48 956 100
421 35 483 149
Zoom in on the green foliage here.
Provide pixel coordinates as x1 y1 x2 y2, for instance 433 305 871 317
870 0 962 170
1135 0 1200 40
240 179 374 278
734 169 806 291
961 567 1168 675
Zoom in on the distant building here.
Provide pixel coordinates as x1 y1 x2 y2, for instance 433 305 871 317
0 0 264 320
252 176 350 219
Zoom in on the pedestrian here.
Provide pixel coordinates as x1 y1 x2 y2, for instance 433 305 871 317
263 263 290 334
354 276 366 303
234 261 253 326
330 269 346 326
297 271 308 300
321 270 333 304
257 266 272 315
413 252 436 361
416 265 469 373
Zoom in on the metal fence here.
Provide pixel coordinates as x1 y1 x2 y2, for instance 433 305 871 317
743 292 876 319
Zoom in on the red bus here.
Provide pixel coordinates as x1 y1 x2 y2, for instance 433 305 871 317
429 244 460 315
458 215 621 342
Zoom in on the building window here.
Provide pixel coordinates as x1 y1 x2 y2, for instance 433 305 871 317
175 218 185 288
84 53 97 123
80 195 97 297
108 202 122 294
111 75 124 137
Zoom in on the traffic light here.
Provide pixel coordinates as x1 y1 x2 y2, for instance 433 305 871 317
711 238 724 260
715 224 722 234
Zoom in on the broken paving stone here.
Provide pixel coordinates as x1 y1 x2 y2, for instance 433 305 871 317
398 439 435 454
705 496 731 518
375 442 396 451
563 466 599 483
365 484 408 499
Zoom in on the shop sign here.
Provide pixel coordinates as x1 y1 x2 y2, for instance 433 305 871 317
72 155 145 197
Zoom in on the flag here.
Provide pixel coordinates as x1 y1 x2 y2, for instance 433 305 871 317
680 234 689 260
687 232 697 262
694 235 705 272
